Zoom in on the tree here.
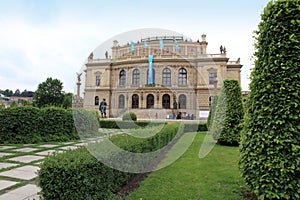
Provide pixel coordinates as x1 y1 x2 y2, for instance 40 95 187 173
14 89 21 96
33 78 64 108
2 89 13 97
240 1 300 199
62 92 73 109
211 79 244 146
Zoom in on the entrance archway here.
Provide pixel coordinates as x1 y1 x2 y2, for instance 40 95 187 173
146 94 154 108
162 94 170 109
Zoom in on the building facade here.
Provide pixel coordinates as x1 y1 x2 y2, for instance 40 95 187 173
83 34 242 119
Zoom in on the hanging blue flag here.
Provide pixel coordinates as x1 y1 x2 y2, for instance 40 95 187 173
159 39 164 49
131 41 135 53
144 40 149 48
148 55 153 85
174 39 179 50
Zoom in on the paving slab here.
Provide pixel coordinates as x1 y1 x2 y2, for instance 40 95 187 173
0 152 13 158
61 142 74 145
0 180 19 190
59 146 78 150
35 150 64 156
0 146 16 150
8 155 44 163
0 162 18 170
75 143 87 147
0 166 40 180
36 144 58 148
12 148 39 153
0 184 40 200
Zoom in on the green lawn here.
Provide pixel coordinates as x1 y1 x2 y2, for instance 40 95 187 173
125 132 244 200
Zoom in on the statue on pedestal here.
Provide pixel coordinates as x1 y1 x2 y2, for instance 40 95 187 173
220 45 224 54
76 72 82 82
88 52 93 61
99 98 107 118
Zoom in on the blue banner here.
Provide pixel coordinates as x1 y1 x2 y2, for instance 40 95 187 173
174 39 179 50
144 40 149 48
131 41 135 53
159 39 164 49
148 55 153 84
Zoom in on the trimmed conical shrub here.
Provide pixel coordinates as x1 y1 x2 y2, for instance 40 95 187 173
211 79 244 146
240 0 300 199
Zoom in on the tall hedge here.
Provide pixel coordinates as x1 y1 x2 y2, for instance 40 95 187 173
0 106 40 143
39 107 78 141
211 79 244 146
0 106 79 143
207 95 218 129
240 1 300 199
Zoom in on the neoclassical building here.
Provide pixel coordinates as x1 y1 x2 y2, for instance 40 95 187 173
83 34 242 119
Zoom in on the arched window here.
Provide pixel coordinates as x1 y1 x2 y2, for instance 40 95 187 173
162 94 170 109
179 94 186 109
119 70 126 86
95 96 99 105
132 69 140 85
118 95 125 108
146 94 154 109
132 94 139 108
162 68 171 85
178 68 187 85
147 68 155 84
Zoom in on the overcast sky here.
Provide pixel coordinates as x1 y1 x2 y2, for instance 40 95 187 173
0 0 269 93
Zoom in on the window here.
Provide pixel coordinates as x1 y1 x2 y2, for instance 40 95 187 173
187 46 196 55
162 68 171 85
178 46 185 54
118 95 125 108
119 70 126 86
95 96 99 105
178 68 187 85
132 94 139 108
179 94 186 109
96 75 100 86
162 94 170 109
209 72 217 84
147 68 155 84
146 94 154 109
165 46 172 54
132 69 140 85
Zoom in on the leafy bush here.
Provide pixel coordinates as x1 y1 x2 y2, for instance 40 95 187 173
0 106 40 143
0 106 84 143
183 123 207 133
99 120 165 129
122 112 137 121
72 108 100 138
240 1 300 199
38 123 182 199
38 147 131 200
39 107 78 141
211 79 244 146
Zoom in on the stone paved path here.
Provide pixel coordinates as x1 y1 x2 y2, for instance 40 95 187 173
0 141 87 199
0 129 121 199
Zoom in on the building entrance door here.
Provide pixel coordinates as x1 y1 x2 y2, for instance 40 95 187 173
146 94 154 108
162 94 170 109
